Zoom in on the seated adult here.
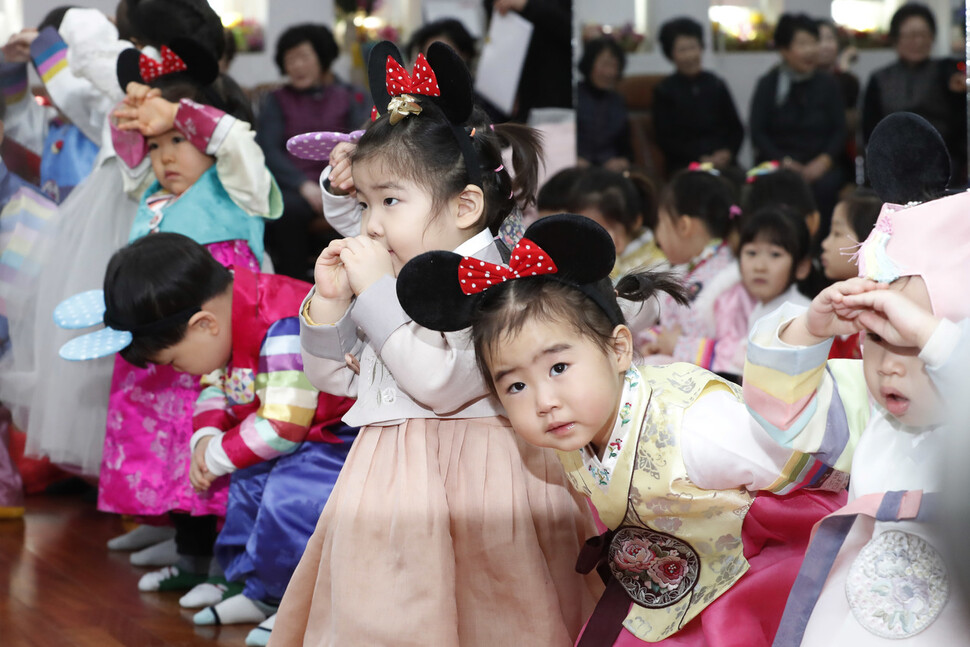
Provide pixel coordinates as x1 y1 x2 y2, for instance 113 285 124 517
256 23 368 279
653 17 744 174
750 13 845 237
576 36 632 172
862 3 966 182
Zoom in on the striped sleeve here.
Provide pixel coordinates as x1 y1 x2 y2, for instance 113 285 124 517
742 302 869 475
30 27 69 85
674 333 717 370
0 62 28 106
218 317 320 471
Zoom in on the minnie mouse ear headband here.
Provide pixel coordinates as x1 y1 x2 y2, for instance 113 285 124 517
856 112 970 322
287 40 481 186
54 289 199 361
396 214 618 332
116 37 219 91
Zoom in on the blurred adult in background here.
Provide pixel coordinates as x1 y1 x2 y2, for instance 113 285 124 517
816 19 860 184
653 17 744 175
405 17 506 121
862 3 966 183
256 23 368 279
750 13 845 237
485 0 571 123
576 36 632 172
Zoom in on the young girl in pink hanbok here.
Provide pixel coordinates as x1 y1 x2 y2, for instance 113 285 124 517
100 37 280 591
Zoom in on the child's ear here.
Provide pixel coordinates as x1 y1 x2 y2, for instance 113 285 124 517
188 310 221 337
805 211 821 238
611 325 634 372
455 184 485 231
676 214 695 237
795 256 812 281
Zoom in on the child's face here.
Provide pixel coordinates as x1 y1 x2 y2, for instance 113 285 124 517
821 203 859 280
151 312 233 376
579 207 630 256
862 276 943 426
148 129 215 196
354 158 469 274
740 237 794 304
485 317 632 452
654 207 691 265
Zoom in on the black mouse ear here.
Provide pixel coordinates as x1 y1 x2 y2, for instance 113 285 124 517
867 112 950 204
167 38 219 86
397 251 481 332
367 41 405 118
425 41 474 125
522 214 616 284
116 47 142 91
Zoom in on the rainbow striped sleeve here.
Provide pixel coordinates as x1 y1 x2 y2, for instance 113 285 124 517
743 303 869 475
676 334 717 370
29 27 68 85
220 317 320 470
0 62 28 106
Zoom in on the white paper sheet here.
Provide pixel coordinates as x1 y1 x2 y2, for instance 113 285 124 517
473 11 534 116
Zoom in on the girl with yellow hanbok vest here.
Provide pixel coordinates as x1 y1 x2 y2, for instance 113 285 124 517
397 214 846 646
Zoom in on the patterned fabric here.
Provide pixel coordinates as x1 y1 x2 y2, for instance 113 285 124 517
98 241 257 517
558 364 754 642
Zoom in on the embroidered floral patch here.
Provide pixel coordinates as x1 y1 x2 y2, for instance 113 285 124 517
225 368 255 405
609 526 700 608
587 463 611 486
846 530 948 639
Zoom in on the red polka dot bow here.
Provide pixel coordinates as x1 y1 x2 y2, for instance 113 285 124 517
457 238 558 295
385 54 440 97
139 46 188 83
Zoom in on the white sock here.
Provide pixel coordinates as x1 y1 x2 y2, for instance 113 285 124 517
179 581 229 608
245 613 276 647
193 593 275 626
138 566 179 592
130 538 179 567
107 525 175 551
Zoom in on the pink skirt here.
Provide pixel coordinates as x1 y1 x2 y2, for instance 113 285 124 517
97 240 258 517
270 417 603 647
586 488 847 647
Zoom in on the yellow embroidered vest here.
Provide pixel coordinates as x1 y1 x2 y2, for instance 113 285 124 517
558 364 754 642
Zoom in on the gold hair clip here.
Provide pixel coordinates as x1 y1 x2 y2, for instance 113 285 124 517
387 94 422 125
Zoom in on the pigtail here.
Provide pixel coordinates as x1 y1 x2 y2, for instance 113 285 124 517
616 268 690 307
626 171 657 231
492 122 543 207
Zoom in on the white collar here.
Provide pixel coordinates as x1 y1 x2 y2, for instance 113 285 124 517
453 229 495 256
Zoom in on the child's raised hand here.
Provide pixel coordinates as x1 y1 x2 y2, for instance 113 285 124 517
313 239 354 301
328 141 357 196
842 287 940 350
339 235 394 295
782 278 887 346
115 92 178 137
190 436 215 492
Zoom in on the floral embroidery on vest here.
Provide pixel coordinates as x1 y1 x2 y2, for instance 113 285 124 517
225 368 255 405
610 526 700 608
846 530 949 638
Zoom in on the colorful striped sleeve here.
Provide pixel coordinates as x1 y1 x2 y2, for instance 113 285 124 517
30 27 69 85
218 317 320 471
0 62 28 106
742 303 869 475
675 333 717 370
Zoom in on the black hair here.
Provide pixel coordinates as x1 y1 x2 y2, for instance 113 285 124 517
658 17 704 60
39 6 77 31
774 13 819 49
123 0 225 60
104 232 232 367
353 99 542 235
658 168 736 239
889 3 936 42
471 269 689 394
274 23 338 76
570 167 656 234
406 18 476 62
222 27 237 68
742 168 817 221
838 189 882 240
537 167 586 214
578 37 626 83
152 71 254 123
739 205 810 283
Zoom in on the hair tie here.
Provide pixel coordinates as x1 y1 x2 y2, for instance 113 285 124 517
469 127 477 138
687 161 720 176
745 160 780 183
729 205 742 220
494 164 504 173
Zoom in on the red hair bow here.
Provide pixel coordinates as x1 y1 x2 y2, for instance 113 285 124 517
457 238 558 295
385 54 440 97
139 46 187 83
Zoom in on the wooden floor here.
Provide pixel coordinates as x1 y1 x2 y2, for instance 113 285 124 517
0 493 253 646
